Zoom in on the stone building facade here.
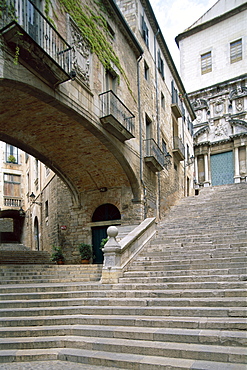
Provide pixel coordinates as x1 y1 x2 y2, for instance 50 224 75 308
0 0 195 263
176 0 247 189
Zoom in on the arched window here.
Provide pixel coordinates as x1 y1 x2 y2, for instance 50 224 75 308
92 203 121 222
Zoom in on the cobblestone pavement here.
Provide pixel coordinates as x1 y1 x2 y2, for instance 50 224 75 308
0 361 121 370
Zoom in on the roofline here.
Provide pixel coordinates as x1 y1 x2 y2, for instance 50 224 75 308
140 0 196 120
176 2 247 45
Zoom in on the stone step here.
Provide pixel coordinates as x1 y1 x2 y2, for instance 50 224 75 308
0 280 246 293
0 314 246 330
118 274 247 283
0 251 52 265
123 268 247 277
126 261 247 270
1 296 246 310
0 305 246 318
0 336 246 364
0 288 246 301
1 347 247 370
0 277 102 285
1 325 246 347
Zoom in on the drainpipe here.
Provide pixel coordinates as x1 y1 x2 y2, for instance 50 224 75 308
154 28 161 219
137 54 147 218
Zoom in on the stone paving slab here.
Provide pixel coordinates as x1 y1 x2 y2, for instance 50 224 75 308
0 361 120 369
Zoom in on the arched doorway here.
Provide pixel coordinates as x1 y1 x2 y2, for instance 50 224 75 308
91 204 121 264
34 217 40 251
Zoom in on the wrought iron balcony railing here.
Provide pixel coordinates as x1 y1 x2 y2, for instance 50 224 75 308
0 0 72 85
173 136 185 161
99 90 135 142
144 138 164 172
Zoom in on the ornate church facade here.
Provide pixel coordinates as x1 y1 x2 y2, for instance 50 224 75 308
176 0 247 189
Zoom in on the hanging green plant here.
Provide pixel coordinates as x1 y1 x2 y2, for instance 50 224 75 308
57 0 133 96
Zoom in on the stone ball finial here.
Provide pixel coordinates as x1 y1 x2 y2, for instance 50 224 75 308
107 226 118 238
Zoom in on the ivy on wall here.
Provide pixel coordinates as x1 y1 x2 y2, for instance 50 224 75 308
55 0 132 94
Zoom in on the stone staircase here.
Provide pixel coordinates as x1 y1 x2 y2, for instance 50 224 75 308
0 244 51 265
0 183 246 369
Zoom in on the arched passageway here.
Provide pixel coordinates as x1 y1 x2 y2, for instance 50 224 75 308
0 79 141 205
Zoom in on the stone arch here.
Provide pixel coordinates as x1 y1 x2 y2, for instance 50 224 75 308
0 79 141 205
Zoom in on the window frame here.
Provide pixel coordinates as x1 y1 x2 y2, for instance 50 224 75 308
230 39 242 64
158 50 164 79
144 60 149 81
141 15 149 47
201 51 212 75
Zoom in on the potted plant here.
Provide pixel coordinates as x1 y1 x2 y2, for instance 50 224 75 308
78 243 93 264
100 237 108 250
7 155 16 163
50 245 65 264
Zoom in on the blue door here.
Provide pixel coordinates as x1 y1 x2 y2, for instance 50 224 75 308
211 151 234 186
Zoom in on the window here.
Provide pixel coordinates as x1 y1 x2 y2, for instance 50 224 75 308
141 15 149 47
4 173 21 197
161 92 165 109
230 39 242 63
145 114 152 140
186 144 190 162
106 70 117 92
6 144 18 163
45 166 50 177
201 51 212 74
158 50 164 79
45 200 49 218
144 61 149 81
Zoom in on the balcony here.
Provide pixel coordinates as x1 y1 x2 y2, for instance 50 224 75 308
99 90 135 142
144 139 164 173
4 197 22 208
171 81 183 119
172 136 185 161
0 0 72 86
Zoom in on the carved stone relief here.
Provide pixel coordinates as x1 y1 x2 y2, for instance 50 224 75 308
229 86 247 101
192 98 208 111
70 20 90 86
196 110 203 123
236 98 244 112
214 98 224 115
213 120 228 138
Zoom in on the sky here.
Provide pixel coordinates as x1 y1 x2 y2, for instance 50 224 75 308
149 0 217 70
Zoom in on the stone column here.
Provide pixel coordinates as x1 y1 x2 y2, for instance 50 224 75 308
234 147 241 183
204 153 210 187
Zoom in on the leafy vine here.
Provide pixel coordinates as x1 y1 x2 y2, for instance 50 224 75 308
57 0 133 97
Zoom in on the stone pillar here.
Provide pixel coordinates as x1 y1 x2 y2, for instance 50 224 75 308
204 153 210 187
100 226 122 284
234 147 241 183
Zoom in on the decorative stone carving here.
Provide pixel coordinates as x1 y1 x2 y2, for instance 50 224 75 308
236 98 244 112
196 109 203 123
229 86 247 101
192 98 208 110
70 19 90 86
214 120 228 137
214 98 224 115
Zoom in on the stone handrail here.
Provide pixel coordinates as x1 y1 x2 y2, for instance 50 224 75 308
101 217 156 283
